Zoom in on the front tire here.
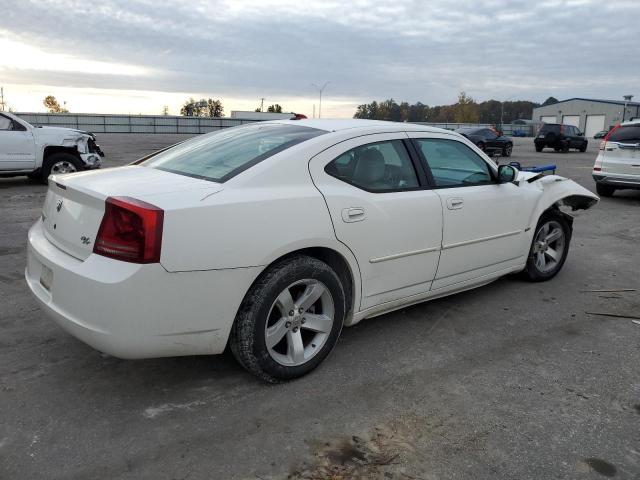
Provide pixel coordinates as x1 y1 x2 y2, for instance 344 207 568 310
41 153 82 184
230 255 345 382
502 143 513 157
476 141 485 151
523 211 572 282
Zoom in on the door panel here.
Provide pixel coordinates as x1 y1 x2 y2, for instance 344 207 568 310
308 133 443 310
0 126 36 170
408 133 529 289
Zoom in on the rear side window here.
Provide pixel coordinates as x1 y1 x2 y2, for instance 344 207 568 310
416 138 493 187
325 140 419 192
539 124 559 133
141 124 326 182
608 125 640 143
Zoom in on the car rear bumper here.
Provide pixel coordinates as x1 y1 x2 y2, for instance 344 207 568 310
592 172 640 189
26 220 261 359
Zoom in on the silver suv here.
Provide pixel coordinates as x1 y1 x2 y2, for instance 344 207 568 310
592 121 640 196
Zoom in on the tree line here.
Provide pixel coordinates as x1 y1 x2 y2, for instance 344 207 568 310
354 93 559 125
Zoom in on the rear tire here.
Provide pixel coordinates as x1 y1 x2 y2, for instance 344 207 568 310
535 144 543 152
579 143 587 152
523 211 572 282
561 141 570 153
596 183 615 197
41 153 83 184
230 255 345 382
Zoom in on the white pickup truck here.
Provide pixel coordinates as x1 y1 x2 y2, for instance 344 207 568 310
0 111 104 183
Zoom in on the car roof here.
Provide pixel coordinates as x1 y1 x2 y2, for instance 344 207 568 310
266 118 449 134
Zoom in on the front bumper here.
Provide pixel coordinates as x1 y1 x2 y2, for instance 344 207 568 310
79 152 102 169
593 172 640 189
26 220 261 359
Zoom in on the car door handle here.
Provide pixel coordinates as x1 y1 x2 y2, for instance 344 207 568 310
342 207 366 223
446 197 464 210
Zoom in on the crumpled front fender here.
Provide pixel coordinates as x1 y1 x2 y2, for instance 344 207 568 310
524 174 599 228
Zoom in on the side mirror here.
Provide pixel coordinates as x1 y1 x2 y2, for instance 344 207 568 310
498 164 518 184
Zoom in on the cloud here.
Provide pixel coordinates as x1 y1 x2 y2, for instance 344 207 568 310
0 0 638 115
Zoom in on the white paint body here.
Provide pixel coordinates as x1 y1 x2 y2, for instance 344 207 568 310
0 111 102 174
25 120 598 359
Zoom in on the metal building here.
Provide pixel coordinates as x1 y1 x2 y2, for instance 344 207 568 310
532 98 640 137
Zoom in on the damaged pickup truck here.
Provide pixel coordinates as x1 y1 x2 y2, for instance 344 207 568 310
0 111 104 183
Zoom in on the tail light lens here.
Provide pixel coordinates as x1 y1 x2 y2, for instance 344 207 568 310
94 197 164 263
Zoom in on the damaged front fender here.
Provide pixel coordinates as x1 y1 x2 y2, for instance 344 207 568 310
521 173 599 228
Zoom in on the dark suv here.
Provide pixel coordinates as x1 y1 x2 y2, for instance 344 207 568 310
535 124 588 152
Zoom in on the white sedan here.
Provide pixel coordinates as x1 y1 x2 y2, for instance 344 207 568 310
26 120 598 381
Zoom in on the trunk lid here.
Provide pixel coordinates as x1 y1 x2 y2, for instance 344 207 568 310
42 166 222 260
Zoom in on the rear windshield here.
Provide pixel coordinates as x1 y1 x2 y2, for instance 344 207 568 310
141 123 326 182
608 125 640 143
539 124 560 133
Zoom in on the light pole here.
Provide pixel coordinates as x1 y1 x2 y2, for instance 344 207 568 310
622 95 633 122
312 82 330 118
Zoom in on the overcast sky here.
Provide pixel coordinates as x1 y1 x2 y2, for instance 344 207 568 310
1 0 638 117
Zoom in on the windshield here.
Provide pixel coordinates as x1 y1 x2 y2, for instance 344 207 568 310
141 123 326 182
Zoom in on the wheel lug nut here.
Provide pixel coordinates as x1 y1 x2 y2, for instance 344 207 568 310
292 327 298 332
288 310 294 316
301 318 306 324
299 308 304 313
285 321 291 328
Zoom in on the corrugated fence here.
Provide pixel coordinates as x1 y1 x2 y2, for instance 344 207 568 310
15 113 258 134
15 113 536 136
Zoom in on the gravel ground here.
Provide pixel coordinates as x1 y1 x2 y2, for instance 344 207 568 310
1 134 639 479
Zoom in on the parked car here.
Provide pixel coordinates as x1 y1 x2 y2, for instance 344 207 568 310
534 123 588 152
592 120 640 196
0 111 103 182
593 130 609 139
25 120 598 382
455 127 514 156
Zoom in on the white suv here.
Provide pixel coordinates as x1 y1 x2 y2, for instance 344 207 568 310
0 111 103 183
593 120 640 196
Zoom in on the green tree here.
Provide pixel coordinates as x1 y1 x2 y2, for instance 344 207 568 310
205 98 224 117
453 92 479 123
43 95 68 113
542 96 559 106
161 105 170 115
267 104 283 113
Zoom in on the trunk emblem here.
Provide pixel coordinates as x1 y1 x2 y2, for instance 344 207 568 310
81 236 91 245
56 199 63 212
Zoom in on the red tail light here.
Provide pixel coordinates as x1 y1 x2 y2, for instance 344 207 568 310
560 125 565 134
94 197 164 263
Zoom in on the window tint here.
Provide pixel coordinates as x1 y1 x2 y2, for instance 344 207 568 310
141 123 326 182
539 124 559 133
483 129 497 139
608 125 640 143
325 140 419 192
0 115 12 130
416 138 493 187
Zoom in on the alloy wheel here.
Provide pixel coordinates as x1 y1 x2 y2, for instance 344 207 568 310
50 161 78 174
265 279 335 366
532 220 565 273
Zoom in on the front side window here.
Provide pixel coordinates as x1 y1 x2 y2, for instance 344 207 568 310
0 115 12 130
141 123 326 182
416 138 493 187
325 140 419 192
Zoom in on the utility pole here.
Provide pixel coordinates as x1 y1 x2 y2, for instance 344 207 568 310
260 98 265 112
311 82 330 118
623 95 633 122
0 87 4 112
312 104 316 119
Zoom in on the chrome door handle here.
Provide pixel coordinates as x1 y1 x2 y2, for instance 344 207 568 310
447 197 464 210
342 207 365 223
